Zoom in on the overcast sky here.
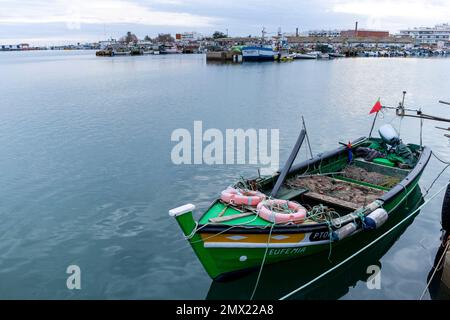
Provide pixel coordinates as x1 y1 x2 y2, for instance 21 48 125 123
0 0 449 45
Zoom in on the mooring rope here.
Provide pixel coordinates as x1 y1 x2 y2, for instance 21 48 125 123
278 182 449 300
424 151 450 196
250 222 275 300
418 237 450 300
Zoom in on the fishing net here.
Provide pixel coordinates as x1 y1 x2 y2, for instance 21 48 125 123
286 174 385 208
341 165 401 188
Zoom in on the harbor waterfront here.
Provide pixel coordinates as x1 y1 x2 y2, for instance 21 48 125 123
1 50 450 299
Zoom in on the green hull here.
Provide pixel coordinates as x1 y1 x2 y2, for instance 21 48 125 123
170 138 431 280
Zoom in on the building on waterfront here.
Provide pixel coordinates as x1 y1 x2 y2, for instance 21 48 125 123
175 32 203 42
399 23 450 46
308 30 341 38
1 43 32 51
341 29 390 38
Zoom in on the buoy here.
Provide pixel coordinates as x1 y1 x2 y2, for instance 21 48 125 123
364 208 389 230
441 182 450 232
331 222 357 241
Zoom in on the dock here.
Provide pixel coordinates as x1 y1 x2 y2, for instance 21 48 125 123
206 51 242 62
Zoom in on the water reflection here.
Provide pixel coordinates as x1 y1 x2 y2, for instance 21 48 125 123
207 185 424 300
427 231 450 300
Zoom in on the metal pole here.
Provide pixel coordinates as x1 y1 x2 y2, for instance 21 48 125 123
368 111 379 138
302 116 314 159
271 129 306 197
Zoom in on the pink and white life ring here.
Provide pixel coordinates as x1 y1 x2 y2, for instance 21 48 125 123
257 199 307 224
220 188 266 206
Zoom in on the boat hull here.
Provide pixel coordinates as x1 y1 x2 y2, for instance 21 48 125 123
196 173 424 280
242 46 276 62
171 138 431 280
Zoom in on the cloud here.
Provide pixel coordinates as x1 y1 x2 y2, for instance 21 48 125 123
332 0 450 20
0 0 217 27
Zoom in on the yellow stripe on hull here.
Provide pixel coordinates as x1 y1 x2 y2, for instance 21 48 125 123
201 233 306 244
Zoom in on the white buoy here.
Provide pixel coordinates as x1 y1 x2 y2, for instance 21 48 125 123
364 208 389 230
332 223 357 241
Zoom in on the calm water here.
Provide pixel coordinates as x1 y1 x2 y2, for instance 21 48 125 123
0 50 449 299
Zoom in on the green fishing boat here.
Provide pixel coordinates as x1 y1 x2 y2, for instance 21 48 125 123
169 124 431 281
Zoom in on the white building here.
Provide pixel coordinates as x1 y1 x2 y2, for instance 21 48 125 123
175 32 203 42
99 39 118 49
399 23 450 45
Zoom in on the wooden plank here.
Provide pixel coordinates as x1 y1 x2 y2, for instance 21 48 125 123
209 212 255 223
303 191 360 210
218 204 229 217
277 187 309 200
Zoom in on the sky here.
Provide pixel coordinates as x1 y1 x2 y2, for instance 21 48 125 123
0 0 449 45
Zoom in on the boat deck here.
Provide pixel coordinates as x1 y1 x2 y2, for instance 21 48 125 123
199 150 415 228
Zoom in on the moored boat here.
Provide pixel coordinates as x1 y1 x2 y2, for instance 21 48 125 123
170 124 431 280
113 49 131 56
242 45 276 62
329 52 346 58
292 53 317 60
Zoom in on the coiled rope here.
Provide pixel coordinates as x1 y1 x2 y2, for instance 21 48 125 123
278 181 450 300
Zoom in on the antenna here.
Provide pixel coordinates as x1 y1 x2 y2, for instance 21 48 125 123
396 91 406 116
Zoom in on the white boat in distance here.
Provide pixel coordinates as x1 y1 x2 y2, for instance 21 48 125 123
292 53 317 59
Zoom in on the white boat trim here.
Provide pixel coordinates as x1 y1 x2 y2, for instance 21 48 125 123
203 239 330 248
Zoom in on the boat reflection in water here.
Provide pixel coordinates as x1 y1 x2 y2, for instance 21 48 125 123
206 185 424 300
427 232 450 300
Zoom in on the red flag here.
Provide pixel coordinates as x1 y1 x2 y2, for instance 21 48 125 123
369 99 382 114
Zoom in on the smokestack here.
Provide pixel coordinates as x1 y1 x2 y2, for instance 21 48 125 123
355 21 358 37
296 28 299 37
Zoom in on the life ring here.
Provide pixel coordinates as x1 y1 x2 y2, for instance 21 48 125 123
220 188 266 206
257 199 307 224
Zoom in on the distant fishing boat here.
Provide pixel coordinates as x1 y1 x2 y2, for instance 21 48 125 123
292 53 317 60
113 49 131 56
242 45 276 62
161 45 182 54
329 52 346 58
170 121 431 280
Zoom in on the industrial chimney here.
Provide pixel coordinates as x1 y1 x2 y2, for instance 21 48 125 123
354 21 358 37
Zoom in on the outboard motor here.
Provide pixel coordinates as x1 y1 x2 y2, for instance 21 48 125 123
378 124 400 147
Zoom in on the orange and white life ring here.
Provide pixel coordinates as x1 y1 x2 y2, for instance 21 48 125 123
220 188 266 206
257 199 307 224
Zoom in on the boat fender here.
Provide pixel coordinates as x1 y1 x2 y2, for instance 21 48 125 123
331 222 357 241
442 183 450 232
363 208 388 230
